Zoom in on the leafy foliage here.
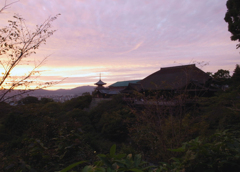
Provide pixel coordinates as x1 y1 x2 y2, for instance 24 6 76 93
89 95 134 142
212 69 231 86
18 96 39 105
212 69 231 79
63 144 155 172
63 95 92 111
62 129 240 172
40 97 54 104
231 64 240 87
169 130 240 172
225 0 240 49
0 96 95 171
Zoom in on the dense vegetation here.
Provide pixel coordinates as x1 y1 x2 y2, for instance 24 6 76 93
0 65 240 172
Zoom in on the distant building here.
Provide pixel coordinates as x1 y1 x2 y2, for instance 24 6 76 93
93 74 141 98
94 74 108 98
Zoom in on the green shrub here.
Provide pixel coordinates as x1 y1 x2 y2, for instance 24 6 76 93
40 97 54 104
169 130 240 172
63 95 92 111
40 102 62 116
18 96 39 105
62 144 155 172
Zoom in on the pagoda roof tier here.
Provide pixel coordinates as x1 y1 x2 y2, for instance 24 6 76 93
94 79 106 86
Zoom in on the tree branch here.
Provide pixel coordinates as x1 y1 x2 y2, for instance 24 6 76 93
0 0 19 13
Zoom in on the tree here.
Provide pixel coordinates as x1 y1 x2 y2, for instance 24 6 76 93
231 64 240 87
18 96 39 105
213 69 231 79
0 2 60 102
211 69 231 87
206 69 231 91
224 0 240 49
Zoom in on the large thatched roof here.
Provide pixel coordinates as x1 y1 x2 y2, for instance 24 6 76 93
138 64 211 90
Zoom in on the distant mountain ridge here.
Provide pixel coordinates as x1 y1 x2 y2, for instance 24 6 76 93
2 86 95 97
30 86 95 96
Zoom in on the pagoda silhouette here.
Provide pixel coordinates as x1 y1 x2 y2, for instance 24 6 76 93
94 73 108 98
94 73 106 89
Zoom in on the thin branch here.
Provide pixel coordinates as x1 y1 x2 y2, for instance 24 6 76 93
0 60 6 72
0 0 19 13
228 107 240 112
0 55 49 101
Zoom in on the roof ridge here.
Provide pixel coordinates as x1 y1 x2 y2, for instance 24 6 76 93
109 80 141 87
161 64 195 70
113 79 141 83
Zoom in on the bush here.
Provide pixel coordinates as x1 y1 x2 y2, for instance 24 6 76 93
168 130 240 172
40 97 54 104
63 95 92 111
62 144 155 172
67 108 94 132
40 102 61 116
18 96 39 105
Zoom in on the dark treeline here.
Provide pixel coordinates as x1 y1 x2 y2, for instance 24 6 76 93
0 65 240 172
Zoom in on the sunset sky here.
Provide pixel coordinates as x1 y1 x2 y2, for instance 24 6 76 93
0 0 239 90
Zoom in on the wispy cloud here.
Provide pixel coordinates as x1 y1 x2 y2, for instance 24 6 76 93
118 41 144 55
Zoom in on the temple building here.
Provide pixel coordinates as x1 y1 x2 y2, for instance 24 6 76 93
93 64 215 99
122 64 215 97
93 74 141 98
93 74 120 98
